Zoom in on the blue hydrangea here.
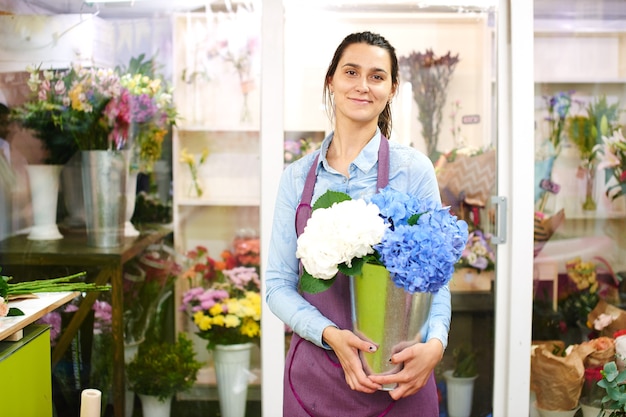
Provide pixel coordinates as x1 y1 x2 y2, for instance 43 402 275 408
371 187 468 293
370 186 425 227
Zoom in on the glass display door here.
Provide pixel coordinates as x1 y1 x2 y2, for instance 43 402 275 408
531 1 626 415
259 2 527 416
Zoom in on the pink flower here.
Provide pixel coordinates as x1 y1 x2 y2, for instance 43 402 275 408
223 267 260 291
54 80 66 95
593 313 616 331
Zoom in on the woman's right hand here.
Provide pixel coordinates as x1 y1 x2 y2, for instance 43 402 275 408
322 326 382 393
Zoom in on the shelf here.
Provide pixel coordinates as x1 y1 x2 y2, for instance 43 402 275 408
176 197 260 206
535 79 626 84
176 125 259 133
451 292 494 313
534 30 626 81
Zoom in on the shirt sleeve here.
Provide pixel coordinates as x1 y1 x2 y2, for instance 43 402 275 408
425 285 451 350
264 158 337 349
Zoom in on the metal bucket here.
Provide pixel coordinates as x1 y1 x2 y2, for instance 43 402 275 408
351 263 432 390
81 150 127 248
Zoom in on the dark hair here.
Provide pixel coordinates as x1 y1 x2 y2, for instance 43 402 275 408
323 31 399 139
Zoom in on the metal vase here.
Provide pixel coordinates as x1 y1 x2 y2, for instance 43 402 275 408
351 263 432 390
81 150 126 248
61 152 85 228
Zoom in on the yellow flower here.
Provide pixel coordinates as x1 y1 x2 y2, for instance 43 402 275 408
223 314 241 328
208 303 223 317
200 148 210 164
226 298 243 316
180 148 194 165
212 314 226 327
240 318 260 337
69 85 86 111
193 311 213 331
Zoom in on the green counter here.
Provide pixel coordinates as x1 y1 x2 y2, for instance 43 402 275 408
0 324 52 417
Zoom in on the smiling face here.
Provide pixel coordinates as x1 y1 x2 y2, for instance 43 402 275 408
327 42 397 129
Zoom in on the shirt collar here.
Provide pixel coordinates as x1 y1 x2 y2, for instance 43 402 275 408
319 128 382 174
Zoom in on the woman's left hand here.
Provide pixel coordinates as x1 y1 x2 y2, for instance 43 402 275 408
367 338 444 400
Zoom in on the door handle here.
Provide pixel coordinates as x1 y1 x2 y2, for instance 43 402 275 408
490 196 507 244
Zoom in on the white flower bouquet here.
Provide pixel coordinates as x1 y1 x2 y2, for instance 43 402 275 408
296 186 468 294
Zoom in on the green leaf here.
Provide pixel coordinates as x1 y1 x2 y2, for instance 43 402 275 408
408 212 423 226
7 307 24 316
300 271 335 294
312 190 351 211
338 258 365 277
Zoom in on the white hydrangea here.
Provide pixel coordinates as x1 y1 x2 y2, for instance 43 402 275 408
296 199 387 280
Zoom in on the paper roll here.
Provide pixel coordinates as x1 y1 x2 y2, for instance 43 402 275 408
80 388 102 417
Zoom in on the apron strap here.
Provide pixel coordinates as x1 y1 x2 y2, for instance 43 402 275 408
295 135 390 238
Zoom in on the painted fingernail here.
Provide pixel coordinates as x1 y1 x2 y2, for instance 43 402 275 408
369 345 377 352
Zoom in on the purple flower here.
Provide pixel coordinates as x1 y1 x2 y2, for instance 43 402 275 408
92 300 112 335
37 312 62 346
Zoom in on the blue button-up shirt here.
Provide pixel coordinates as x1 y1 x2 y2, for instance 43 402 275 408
265 130 451 350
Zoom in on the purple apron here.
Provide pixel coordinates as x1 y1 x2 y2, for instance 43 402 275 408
284 137 439 417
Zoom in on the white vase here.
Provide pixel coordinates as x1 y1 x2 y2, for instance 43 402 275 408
532 401 580 417
443 370 478 417
214 343 253 417
580 403 611 417
124 339 143 417
137 394 172 417
124 170 140 237
26 164 63 240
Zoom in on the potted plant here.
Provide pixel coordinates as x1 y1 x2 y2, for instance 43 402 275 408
597 361 626 416
443 343 479 417
181 260 261 417
126 333 202 417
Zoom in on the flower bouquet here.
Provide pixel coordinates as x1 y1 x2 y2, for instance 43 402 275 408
179 147 209 198
180 263 261 351
296 186 467 377
120 71 177 173
595 128 626 202
123 244 181 344
13 64 129 153
217 32 259 123
451 228 496 292
535 91 573 206
179 245 237 288
297 185 468 293
456 229 496 273
284 136 321 167
399 49 460 162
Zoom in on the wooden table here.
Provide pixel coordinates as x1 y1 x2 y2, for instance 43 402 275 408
0 224 173 417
